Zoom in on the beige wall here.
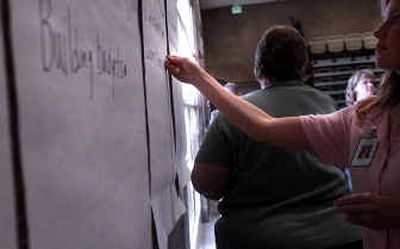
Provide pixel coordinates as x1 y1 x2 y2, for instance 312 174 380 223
202 0 381 82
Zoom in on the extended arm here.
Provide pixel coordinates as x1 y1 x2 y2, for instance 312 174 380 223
165 56 311 150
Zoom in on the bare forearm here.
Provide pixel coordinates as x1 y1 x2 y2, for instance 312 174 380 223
193 71 310 150
165 55 310 150
194 72 272 141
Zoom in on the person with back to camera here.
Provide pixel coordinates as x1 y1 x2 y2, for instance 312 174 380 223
346 69 377 106
191 25 362 249
165 0 400 248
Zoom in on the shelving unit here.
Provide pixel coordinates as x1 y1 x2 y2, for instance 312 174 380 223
233 34 384 109
310 40 383 109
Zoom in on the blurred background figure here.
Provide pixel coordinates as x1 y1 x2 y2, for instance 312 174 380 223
343 69 377 193
345 69 377 106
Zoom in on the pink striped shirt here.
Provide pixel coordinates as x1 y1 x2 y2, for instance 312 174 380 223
301 102 400 249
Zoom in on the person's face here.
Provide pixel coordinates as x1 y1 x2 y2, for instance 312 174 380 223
353 75 376 102
374 0 400 70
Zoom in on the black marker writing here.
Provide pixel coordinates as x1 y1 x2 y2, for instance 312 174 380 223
39 0 128 99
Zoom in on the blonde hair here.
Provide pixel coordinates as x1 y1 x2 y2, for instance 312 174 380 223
346 69 375 106
357 0 399 119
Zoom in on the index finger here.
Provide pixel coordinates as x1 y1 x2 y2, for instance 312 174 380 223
334 192 374 206
336 203 378 214
165 55 182 64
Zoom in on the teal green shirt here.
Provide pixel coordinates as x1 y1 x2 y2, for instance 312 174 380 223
195 80 362 249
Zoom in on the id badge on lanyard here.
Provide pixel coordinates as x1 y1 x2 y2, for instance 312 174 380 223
351 125 379 168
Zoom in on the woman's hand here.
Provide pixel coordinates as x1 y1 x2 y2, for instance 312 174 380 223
334 192 400 230
164 55 205 85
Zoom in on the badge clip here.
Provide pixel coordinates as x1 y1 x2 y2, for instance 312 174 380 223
351 125 379 168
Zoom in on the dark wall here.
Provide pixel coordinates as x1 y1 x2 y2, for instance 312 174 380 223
202 0 381 82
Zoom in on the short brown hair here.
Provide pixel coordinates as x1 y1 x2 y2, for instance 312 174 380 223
254 25 308 82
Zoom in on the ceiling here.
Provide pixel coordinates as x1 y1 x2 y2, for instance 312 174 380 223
199 0 284 9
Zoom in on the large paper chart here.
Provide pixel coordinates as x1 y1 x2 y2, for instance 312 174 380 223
10 0 152 248
0 7 17 249
142 0 176 196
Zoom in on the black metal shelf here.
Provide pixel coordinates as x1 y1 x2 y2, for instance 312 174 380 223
311 49 380 109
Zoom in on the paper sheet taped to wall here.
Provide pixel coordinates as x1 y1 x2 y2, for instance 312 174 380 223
142 0 176 197
10 0 152 248
0 8 17 249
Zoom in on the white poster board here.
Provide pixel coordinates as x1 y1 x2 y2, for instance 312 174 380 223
173 0 205 247
142 0 178 248
166 0 189 191
10 0 152 248
142 0 175 196
0 7 17 249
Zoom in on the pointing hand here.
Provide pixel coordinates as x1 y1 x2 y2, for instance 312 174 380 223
165 55 205 85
